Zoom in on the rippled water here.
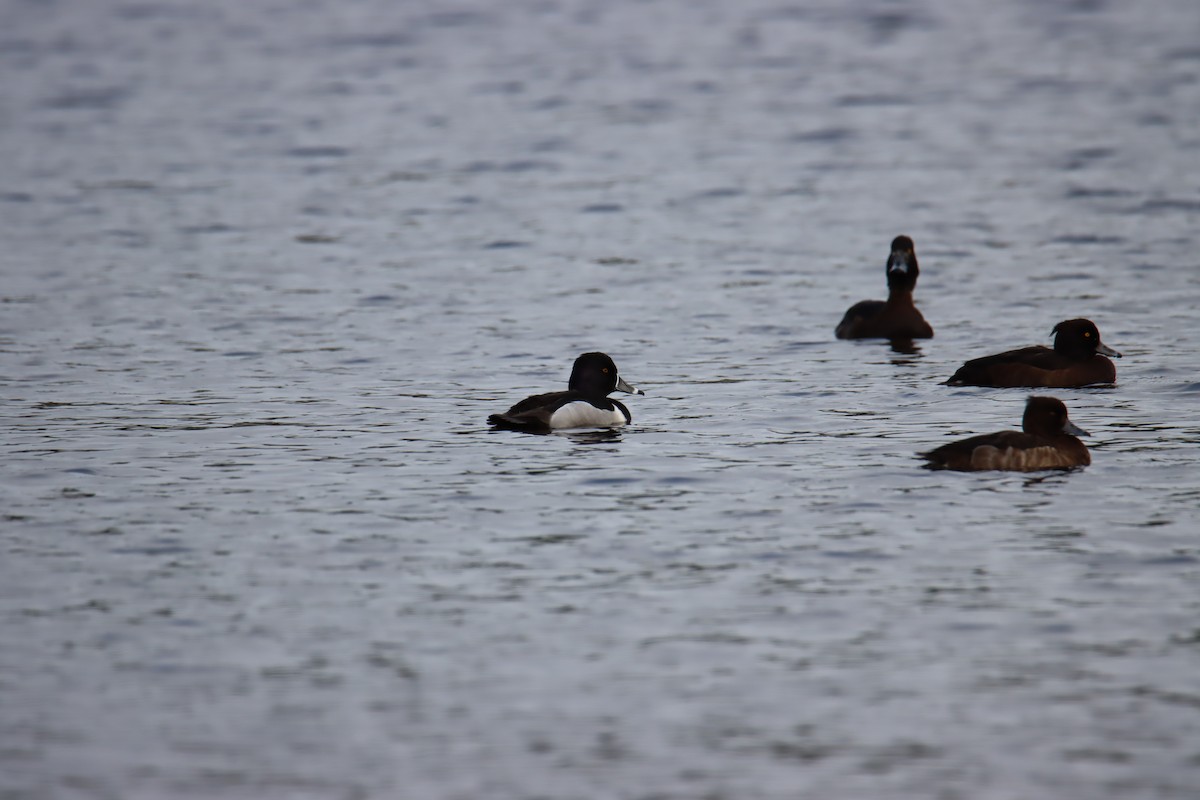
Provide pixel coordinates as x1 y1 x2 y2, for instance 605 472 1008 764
3 0 1200 798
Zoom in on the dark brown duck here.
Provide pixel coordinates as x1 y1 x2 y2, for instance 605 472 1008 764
835 235 934 341
945 318 1121 388
920 396 1091 472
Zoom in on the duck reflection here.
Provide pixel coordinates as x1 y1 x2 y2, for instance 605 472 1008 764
889 338 924 363
561 429 624 445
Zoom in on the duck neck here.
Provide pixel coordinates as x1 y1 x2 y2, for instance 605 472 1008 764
886 288 916 308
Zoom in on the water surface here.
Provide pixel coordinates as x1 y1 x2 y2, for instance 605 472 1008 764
3 0 1200 798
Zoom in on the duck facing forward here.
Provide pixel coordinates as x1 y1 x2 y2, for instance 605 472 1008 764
919 396 1090 472
945 318 1121 388
488 352 644 433
835 235 934 340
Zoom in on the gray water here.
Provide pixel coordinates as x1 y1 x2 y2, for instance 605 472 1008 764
3 0 1200 798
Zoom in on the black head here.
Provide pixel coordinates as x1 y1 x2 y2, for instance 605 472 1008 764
1050 319 1122 359
1022 395 1089 438
567 352 643 397
885 235 919 292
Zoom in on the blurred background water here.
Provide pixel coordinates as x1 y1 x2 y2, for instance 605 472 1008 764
2 0 1199 798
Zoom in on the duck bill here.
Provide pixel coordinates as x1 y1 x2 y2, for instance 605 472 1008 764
1096 342 1122 358
887 251 913 276
886 251 916 291
615 376 645 395
1063 420 1090 437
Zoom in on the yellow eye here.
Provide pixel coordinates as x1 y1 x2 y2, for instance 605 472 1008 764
602 368 609 373
1084 331 1092 338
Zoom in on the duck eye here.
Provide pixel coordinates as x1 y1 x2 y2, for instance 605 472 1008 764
602 368 609 373
1084 331 1091 338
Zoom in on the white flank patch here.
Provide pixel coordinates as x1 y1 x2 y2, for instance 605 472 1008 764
549 401 627 429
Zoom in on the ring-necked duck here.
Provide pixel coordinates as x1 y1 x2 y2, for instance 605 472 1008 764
945 318 1121 388
835 235 934 340
919 396 1090 471
488 352 644 433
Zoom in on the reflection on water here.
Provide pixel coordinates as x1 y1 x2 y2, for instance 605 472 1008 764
888 338 924 357
560 429 626 445
3 0 1200 799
